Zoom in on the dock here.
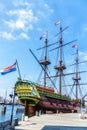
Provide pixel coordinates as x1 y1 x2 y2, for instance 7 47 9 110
15 113 87 130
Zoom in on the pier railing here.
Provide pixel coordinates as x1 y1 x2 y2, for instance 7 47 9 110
0 118 18 130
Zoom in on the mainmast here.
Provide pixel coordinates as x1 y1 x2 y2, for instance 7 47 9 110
54 25 66 95
73 47 81 99
39 35 51 88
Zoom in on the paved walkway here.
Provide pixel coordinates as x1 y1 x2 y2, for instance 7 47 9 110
15 113 87 130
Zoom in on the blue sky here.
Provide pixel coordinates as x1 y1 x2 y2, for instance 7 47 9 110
0 0 87 100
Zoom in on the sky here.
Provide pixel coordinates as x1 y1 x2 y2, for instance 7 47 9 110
0 0 87 100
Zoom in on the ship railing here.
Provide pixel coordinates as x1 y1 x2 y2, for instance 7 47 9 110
22 79 54 90
22 79 43 87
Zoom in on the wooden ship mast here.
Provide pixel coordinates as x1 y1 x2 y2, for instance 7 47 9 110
30 21 87 101
73 47 81 99
48 23 86 100
54 25 66 95
39 35 51 88
38 23 77 96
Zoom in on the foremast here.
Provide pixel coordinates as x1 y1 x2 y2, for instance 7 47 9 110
39 34 51 88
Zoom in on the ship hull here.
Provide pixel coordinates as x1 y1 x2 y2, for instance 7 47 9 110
15 81 81 116
36 95 72 113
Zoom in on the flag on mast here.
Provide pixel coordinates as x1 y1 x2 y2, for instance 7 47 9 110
72 44 77 48
0 61 17 75
40 32 46 40
54 20 61 25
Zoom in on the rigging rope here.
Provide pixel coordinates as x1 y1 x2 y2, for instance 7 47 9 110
69 81 76 97
36 69 43 83
79 84 83 98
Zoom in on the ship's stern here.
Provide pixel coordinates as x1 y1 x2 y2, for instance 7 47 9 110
15 81 40 116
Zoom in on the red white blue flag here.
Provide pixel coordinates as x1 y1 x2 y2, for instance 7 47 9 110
54 20 61 25
0 61 17 75
72 44 77 48
40 32 46 40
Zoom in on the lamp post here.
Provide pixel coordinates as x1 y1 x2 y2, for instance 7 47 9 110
81 98 82 117
81 93 87 117
10 88 16 125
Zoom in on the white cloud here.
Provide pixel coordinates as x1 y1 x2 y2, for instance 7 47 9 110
8 9 38 22
5 20 25 30
78 51 87 61
2 8 39 40
0 31 30 40
44 3 54 13
0 1 54 40
15 20 25 29
13 0 33 7
83 55 87 60
79 51 85 56
37 3 54 19
20 32 30 39
0 31 15 40
6 9 38 31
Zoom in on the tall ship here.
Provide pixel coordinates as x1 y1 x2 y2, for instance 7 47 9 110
15 22 86 116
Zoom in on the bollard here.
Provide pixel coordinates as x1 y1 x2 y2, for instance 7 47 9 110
21 114 25 121
24 116 28 121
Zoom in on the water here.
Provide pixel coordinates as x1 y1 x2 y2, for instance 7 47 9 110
0 104 24 123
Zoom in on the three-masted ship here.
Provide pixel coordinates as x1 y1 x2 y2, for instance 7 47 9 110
15 22 85 116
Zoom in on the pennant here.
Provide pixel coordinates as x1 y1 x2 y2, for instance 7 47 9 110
54 20 61 25
72 44 77 48
0 61 17 75
40 32 46 40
